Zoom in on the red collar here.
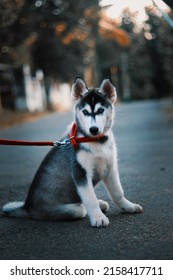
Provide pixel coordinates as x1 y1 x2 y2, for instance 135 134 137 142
68 122 105 148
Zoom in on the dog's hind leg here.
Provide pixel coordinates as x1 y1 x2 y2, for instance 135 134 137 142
98 199 109 212
2 201 29 218
30 203 87 221
58 203 87 220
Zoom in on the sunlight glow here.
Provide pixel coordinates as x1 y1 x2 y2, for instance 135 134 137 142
100 0 170 23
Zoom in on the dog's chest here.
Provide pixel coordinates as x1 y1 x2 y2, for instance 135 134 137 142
77 141 114 181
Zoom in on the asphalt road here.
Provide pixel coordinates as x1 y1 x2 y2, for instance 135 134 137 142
0 100 173 260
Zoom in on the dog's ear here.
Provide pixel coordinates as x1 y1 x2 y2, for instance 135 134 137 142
99 79 117 104
71 77 88 102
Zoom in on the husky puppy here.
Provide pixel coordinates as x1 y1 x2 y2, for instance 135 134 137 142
2 78 142 227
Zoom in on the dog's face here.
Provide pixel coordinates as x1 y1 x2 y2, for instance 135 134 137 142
71 78 117 137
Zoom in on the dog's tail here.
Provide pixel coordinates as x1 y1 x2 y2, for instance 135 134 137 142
2 202 29 218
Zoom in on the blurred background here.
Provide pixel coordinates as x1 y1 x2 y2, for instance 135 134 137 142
0 0 173 115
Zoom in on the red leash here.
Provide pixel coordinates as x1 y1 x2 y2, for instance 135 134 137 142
0 123 105 148
0 139 55 146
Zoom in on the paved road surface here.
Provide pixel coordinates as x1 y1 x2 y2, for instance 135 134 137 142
0 100 173 260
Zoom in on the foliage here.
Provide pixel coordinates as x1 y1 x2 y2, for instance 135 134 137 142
1 1 173 100
0 0 100 82
131 7 173 99
31 0 100 81
100 7 173 100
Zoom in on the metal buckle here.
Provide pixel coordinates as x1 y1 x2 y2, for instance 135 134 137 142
53 139 70 146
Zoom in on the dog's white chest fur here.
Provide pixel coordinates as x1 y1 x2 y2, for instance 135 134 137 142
77 133 115 182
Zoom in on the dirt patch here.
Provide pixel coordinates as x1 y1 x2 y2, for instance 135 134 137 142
0 110 49 129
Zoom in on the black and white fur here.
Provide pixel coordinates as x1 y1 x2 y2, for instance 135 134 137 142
2 78 142 227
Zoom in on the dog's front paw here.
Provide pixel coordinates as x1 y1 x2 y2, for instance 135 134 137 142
90 213 109 227
122 202 143 213
122 203 143 213
132 203 143 213
120 198 143 213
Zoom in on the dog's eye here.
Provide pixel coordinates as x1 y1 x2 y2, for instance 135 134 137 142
83 109 90 116
97 108 104 114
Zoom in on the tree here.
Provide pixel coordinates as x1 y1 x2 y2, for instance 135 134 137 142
143 7 173 97
0 0 100 81
0 0 102 110
0 0 26 64
118 7 173 99
96 11 130 94
30 0 100 82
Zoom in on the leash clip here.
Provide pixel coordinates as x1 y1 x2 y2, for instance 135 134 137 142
53 139 70 146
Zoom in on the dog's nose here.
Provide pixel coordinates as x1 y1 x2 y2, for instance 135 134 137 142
89 126 99 135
